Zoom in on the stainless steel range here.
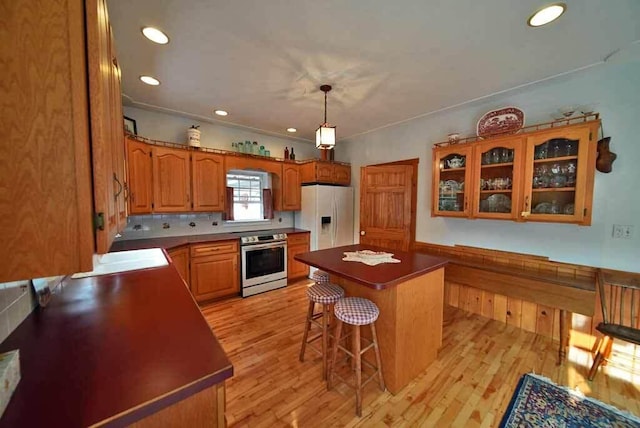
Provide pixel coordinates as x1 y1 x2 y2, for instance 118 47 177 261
240 232 287 297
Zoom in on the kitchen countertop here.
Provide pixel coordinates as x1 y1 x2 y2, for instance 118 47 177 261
295 244 449 290
0 259 233 427
110 228 310 252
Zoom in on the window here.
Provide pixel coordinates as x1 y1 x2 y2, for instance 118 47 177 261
226 171 269 221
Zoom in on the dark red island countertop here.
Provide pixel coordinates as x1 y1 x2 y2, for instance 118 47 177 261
295 244 449 290
110 227 309 252
0 261 232 427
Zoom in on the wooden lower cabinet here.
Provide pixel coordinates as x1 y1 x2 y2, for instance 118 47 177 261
167 246 190 288
190 241 239 302
287 233 310 281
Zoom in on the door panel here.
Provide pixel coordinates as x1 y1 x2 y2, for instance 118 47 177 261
152 146 191 212
126 139 153 214
359 165 413 251
192 152 224 212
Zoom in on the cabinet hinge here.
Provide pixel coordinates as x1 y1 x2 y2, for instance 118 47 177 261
589 131 593 141
94 212 105 231
584 208 588 216
151 202 155 209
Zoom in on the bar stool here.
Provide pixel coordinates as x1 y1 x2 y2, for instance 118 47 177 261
312 269 330 284
328 297 385 417
299 282 345 379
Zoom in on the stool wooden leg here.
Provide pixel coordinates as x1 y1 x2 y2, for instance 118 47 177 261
328 319 343 391
322 303 329 380
353 324 362 417
370 322 385 391
299 300 315 362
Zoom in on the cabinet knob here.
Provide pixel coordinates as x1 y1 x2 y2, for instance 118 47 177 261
360 231 365 236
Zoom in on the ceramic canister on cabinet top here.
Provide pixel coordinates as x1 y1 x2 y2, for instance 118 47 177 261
187 125 201 148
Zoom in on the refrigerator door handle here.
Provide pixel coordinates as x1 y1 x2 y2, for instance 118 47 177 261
333 196 338 247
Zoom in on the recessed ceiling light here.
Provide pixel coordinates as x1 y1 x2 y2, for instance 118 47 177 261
139 75 160 86
214 110 228 116
141 27 169 44
528 3 566 27
287 128 297 133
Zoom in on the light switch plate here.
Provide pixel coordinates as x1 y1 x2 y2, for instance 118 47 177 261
612 224 633 239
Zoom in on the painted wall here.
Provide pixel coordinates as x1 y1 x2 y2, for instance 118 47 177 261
123 106 320 160
337 61 640 272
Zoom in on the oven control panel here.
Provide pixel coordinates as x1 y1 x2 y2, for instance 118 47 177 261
241 233 287 245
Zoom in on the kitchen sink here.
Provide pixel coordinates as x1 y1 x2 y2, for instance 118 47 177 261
71 248 168 278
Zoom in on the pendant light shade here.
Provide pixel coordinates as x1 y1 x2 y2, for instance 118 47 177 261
315 85 336 149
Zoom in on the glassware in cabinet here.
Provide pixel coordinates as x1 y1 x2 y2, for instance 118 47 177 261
432 145 473 217
521 124 597 224
472 137 524 219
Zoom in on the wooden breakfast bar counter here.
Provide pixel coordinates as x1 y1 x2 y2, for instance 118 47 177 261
295 244 448 394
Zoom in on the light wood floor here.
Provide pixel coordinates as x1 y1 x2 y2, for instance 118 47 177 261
202 280 640 427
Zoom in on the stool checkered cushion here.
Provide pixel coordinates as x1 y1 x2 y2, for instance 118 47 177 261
334 297 379 325
307 283 345 304
312 270 330 284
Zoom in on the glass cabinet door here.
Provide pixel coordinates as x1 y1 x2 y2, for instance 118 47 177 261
432 145 473 217
522 126 591 223
472 138 523 219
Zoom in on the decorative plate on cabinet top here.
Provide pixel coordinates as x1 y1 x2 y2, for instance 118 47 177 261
477 106 525 137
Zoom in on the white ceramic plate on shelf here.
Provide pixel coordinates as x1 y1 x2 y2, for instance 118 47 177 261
477 106 525 137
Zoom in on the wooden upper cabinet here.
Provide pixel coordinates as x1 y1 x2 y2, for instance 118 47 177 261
281 163 301 211
87 0 126 253
126 138 153 214
192 152 225 212
521 123 598 225
299 161 352 185
333 164 351 185
316 163 334 182
432 145 474 218
152 146 191 212
432 119 599 225
471 137 524 220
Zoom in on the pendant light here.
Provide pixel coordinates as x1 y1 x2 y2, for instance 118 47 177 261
315 84 336 149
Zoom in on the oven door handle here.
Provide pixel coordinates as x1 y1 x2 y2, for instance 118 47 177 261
242 242 287 251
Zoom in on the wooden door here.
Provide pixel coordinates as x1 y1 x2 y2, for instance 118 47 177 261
333 164 351 185
192 152 225 212
521 123 596 224
359 165 414 251
472 137 524 220
126 138 153 214
282 163 301 211
168 246 190 288
152 146 191 212
190 253 239 301
432 145 474 218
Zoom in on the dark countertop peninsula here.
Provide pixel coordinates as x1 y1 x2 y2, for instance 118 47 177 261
0 260 232 427
110 227 310 252
295 244 449 290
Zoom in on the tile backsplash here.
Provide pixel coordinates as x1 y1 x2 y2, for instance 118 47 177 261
0 281 37 344
116 211 295 241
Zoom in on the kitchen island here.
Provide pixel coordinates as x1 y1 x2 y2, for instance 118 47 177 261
0 255 232 427
295 244 448 394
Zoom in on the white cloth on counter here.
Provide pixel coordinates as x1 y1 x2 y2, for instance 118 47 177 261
342 250 400 266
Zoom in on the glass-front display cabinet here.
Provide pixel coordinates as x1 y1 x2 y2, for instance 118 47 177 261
521 124 595 224
432 145 473 217
431 118 599 225
471 137 524 220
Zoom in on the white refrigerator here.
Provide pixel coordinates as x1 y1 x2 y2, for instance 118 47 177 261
295 185 354 276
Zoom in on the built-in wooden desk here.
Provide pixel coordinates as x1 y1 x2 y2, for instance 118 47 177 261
413 243 596 364
295 244 448 394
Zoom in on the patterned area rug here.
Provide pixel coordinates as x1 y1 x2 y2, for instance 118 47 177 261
500 373 640 427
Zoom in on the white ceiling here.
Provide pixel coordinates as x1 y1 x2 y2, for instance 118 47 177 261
108 0 640 142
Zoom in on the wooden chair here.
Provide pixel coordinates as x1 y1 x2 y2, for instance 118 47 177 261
588 269 640 380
